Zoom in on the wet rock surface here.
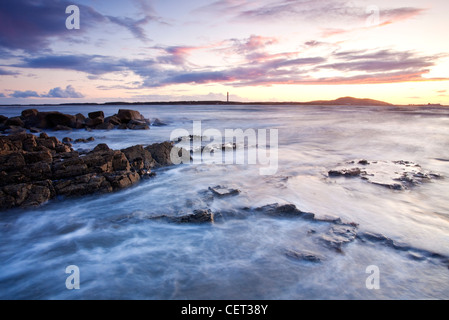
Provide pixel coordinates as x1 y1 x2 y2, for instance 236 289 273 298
328 160 443 190
141 201 448 268
357 232 449 266
0 132 182 210
151 209 215 224
255 203 315 220
284 249 324 263
320 224 358 253
0 109 151 132
152 118 168 127
208 185 241 198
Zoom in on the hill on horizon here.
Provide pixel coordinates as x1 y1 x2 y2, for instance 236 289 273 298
306 96 393 106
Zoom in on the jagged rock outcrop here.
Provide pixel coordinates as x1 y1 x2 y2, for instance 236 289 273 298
151 209 215 224
145 141 179 166
0 109 151 132
328 159 443 190
0 133 182 211
255 203 315 220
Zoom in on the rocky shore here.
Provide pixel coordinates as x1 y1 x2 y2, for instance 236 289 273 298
0 108 154 133
0 131 182 211
327 159 443 190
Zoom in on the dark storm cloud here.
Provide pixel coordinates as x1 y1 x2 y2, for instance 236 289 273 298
0 0 161 53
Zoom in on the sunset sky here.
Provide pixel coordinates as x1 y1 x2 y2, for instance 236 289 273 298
0 0 448 105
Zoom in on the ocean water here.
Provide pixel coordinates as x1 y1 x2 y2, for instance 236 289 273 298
0 104 448 300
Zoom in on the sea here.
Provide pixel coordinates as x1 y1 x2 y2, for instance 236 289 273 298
0 104 448 300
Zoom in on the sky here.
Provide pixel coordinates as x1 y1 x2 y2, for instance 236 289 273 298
0 0 448 105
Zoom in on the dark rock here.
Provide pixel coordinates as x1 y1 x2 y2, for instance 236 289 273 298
372 182 404 190
117 109 145 123
121 145 155 171
62 137 73 143
29 127 41 133
285 250 323 263
328 168 362 177
5 117 25 128
129 119 147 126
19 133 38 152
52 158 89 179
95 122 115 130
255 203 315 220
0 152 26 171
169 209 214 224
132 124 150 130
37 135 61 150
357 232 449 266
54 143 72 153
320 225 358 252
54 174 112 197
53 125 73 131
85 147 130 173
18 112 43 129
52 151 80 161
357 232 405 250
140 170 156 179
6 126 27 134
1 180 55 209
23 150 53 164
358 160 370 165
0 170 27 187
408 252 426 261
81 151 124 174
85 117 104 128
315 215 343 224
329 160 442 191
152 118 168 127
126 119 150 130
0 189 15 210
0 132 184 211
104 171 140 190
212 209 253 222
22 161 53 181
0 136 22 154
208 185 241 198
21 109 39 118
74 138 88 144
74 113 86 129
44 112 76 129
93 143 110 152
0 115 8 124
88 111 105 119
75 113 86 122
87 137 95 142
117 123 128 130
145 141 177 166
104 115 121 126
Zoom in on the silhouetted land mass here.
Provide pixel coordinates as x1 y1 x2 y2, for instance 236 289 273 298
307 97 393 106
0 96 445 107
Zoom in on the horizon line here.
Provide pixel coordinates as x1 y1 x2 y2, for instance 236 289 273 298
0 101 447 107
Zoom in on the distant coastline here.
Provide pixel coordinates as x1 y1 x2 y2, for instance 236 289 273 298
0 97 446 107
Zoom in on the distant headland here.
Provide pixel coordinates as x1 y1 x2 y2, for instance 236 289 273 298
0 96 446 107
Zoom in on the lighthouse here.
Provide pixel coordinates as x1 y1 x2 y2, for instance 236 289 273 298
227 92 229 103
